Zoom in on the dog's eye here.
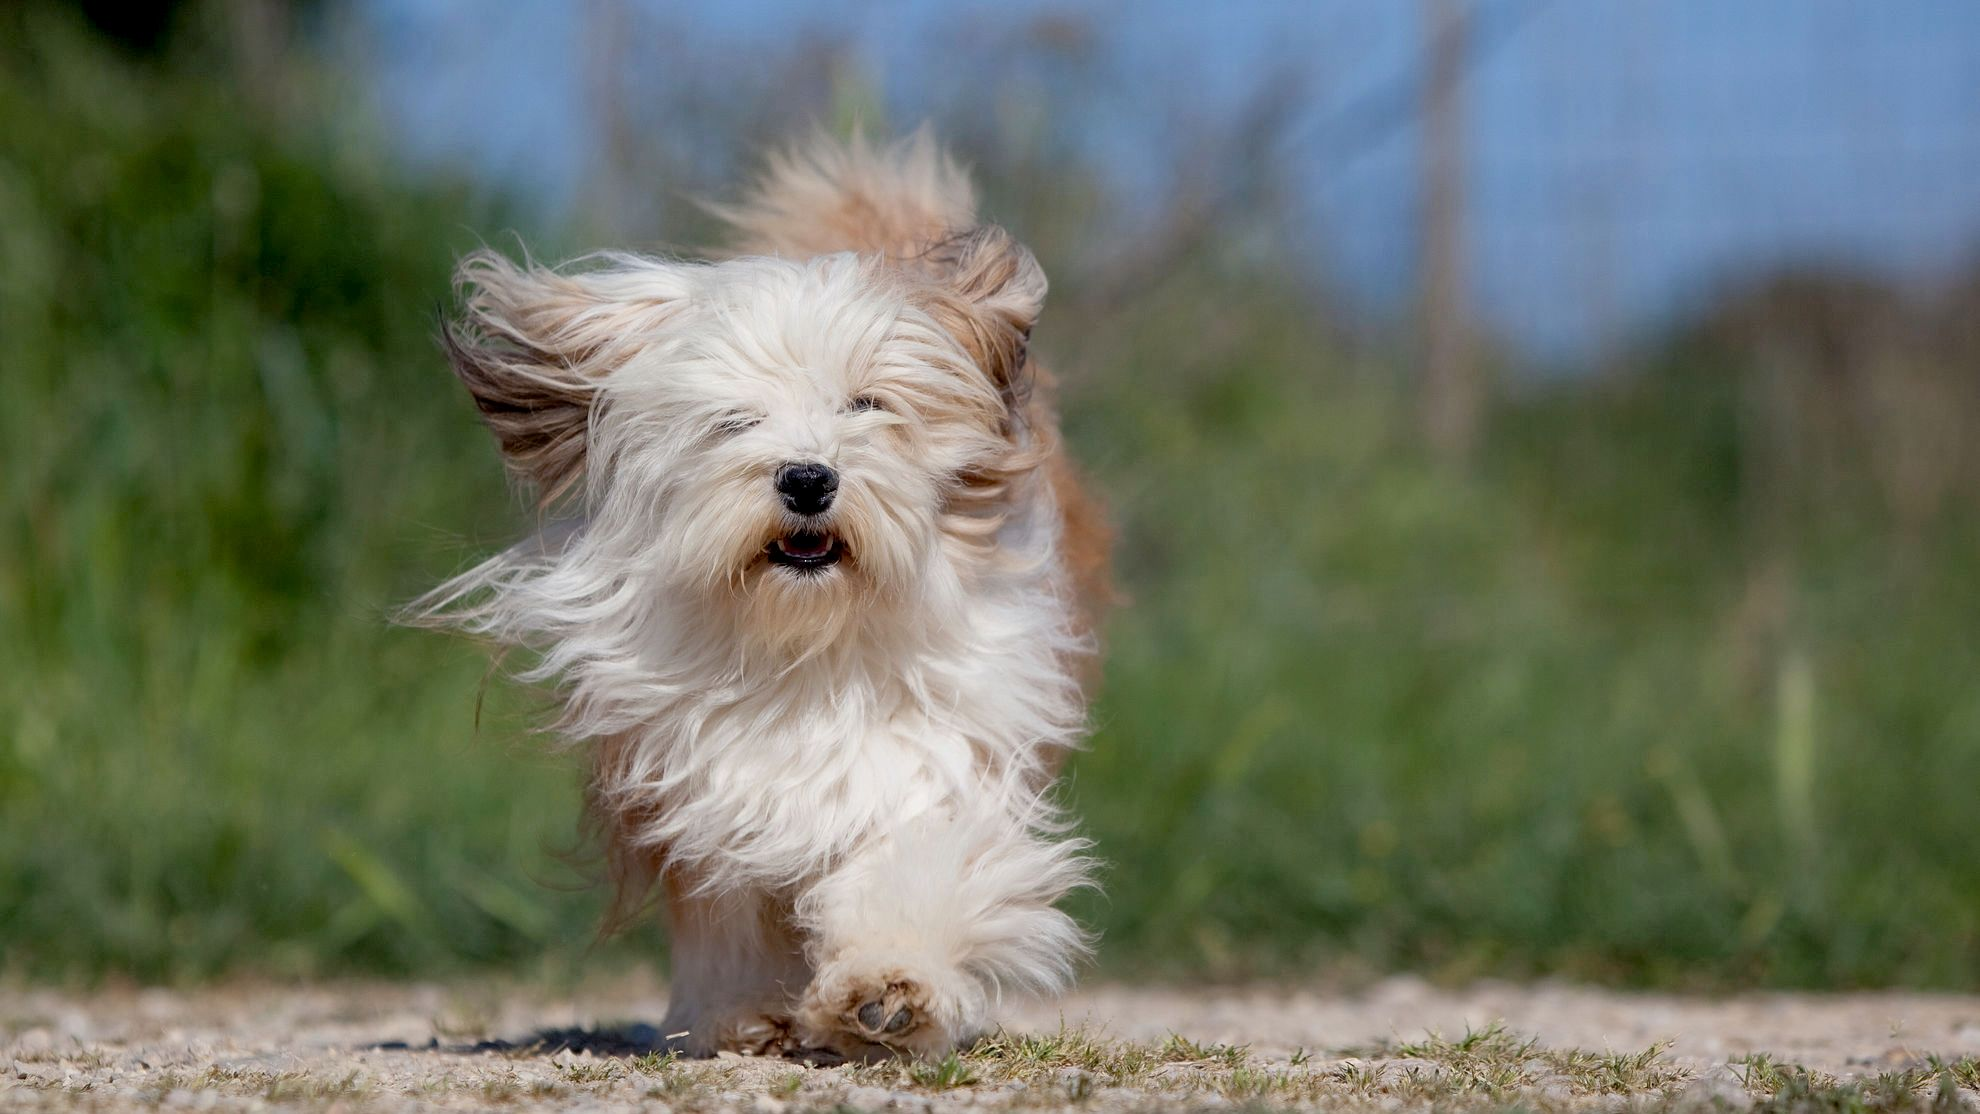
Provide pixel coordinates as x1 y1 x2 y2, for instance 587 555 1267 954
713 412 761 437
847 394 887 414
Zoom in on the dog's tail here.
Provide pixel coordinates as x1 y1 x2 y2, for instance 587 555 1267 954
712 128 978 260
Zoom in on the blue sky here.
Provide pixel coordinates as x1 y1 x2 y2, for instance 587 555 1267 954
351 0 1980 365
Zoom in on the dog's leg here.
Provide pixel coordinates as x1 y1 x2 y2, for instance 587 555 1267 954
656 877 809 1058
793 808 1089 1059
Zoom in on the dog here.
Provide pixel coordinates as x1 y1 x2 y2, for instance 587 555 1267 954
413 132 1112 1060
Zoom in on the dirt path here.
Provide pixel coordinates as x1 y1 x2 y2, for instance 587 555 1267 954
7 975 1979 1111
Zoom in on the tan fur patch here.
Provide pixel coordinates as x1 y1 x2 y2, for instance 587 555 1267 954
714 130 977 260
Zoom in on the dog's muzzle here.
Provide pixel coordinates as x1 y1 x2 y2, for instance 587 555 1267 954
766 529 846 572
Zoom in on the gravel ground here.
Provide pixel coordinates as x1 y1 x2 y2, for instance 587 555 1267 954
6 975 1980 1111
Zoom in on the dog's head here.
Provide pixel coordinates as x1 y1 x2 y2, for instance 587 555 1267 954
442 230 1045 650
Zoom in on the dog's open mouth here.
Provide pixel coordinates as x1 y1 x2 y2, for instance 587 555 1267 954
765 530 846 572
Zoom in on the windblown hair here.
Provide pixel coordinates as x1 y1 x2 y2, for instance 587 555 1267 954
714 130 981 260
412 131 1111 1059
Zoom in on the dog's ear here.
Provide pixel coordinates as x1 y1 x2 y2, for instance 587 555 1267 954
918 225 1047 397
444 249 681 506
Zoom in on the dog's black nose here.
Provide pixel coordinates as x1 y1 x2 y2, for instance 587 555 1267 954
776 462 838 515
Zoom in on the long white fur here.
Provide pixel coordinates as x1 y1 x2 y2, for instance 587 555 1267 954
416 139 1094 1059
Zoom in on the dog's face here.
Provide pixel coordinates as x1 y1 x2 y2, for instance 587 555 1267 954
608 256 1011 604
444 233 1045 647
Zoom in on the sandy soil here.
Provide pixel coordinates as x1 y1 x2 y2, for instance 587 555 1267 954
6 975 1979 1111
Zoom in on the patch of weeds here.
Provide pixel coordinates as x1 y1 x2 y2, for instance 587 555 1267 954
853 1052 976 1094
1384 1063 1462 1105
1731 1058 1969 1114
636 1057 726 1100
1331 1059 1386 1096
1547 1039 1688 1094
1758 1071 1878 1114
1868 1067 1942 1101
1336 1024 1697 1109
1928 1056 1980 1091
630 1049 683 1074
406 1076 454 1099
1860 1066 1978 1114
135 1071 189 1102
558 1059 622 1085
1392 1022 1543 1096
843 1057 908 1089
1159 1032 1251 1069
908 1051 981 1090
477 1074 525 1103
179 1066 370 1103
1936 1073 1979 1114
1736 1053 1839 1094
1735 1052 1786 1091
262 1070 368 1103
1217 1064 1293 1100
769 1069 806 1098
630 1047 722 1100
15 1047 111 1071
966 1026 1160 1088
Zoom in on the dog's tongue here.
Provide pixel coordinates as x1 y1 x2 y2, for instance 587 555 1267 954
780 531 833 558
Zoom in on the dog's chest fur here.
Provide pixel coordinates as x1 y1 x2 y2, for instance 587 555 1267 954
601 541 1083 890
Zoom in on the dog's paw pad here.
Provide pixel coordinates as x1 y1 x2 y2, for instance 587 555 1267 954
855 1000 885 1032
855 999 915 1038
847 982 922 1041
799 963 968 1058
801 970 934 1053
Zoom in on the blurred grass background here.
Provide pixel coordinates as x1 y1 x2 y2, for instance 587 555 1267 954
3 4 1978 989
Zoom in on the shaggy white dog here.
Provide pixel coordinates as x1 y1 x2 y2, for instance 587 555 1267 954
415 133 1112 1060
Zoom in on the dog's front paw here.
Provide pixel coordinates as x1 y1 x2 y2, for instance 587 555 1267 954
714 1011 800 1057
666 1009 799 1058
796 958 981 1060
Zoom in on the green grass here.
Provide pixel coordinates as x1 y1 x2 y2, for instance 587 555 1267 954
1062 303 1980 985
3 10 1980 988
0 13 636 979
